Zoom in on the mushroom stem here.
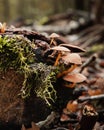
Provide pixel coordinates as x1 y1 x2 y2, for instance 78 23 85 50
50 38 54 45
54 52 61 66
64 83 76 88
57 64 77 78
50 38 57 46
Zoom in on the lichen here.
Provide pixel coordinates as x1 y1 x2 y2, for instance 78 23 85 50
0 35 59 106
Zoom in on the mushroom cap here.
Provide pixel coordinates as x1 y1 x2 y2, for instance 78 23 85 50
60 44 85 52
49 33 60 38
63 73 86 83
62 53 82 65
51 46 70 52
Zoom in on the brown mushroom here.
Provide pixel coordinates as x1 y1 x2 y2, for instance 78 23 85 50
51 46 70 66
49 33 59 46
60 43 86 52
57 53 82 78
62 53 82 65
63 73 86 83
63 73 86 88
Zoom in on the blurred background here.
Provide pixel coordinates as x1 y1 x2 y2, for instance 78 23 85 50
0 0 92 23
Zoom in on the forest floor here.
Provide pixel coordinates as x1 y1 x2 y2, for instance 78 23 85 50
0 9 104 130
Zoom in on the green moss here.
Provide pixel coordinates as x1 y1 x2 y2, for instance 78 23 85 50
0 35 34 70
0 35 59 106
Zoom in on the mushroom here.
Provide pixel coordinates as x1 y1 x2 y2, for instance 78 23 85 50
60 43 86 52
57 53 82 78
63 73 86 88
62 53 82 65
51 46 70 66
49 33 59 46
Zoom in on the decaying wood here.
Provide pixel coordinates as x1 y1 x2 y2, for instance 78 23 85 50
5 28 51 44
0 69 51 126
75 105 98 130
0 29 54 128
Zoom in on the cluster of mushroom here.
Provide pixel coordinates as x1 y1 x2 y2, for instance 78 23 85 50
49 34 86 88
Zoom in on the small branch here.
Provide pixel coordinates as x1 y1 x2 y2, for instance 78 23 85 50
80 54 97 73
36 111 56 128
78 94 104 103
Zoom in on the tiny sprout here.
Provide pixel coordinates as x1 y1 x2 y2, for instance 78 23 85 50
0 22 6 33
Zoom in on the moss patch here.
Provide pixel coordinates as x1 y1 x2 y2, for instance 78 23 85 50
0 35 58 106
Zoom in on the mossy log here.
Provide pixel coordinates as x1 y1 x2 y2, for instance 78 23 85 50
0 69 51 126
0 29 54 129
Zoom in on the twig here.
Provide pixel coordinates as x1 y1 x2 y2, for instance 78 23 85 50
36 111 56 128
80 54 97 73
78 94 104 103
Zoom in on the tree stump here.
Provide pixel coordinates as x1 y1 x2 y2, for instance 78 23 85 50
0 69 51 129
